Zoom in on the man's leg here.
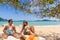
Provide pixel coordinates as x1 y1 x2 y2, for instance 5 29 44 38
2 33 8 40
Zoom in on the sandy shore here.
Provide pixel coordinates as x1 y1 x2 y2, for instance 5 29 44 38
0 25 60 40
0 25 60 35
35 25 60 34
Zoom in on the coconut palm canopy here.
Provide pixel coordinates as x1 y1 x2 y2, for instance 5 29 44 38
0 0 60 19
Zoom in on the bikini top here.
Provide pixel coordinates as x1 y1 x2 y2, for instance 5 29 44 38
23 26 30 35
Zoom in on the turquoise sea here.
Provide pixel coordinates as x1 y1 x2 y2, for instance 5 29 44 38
0 20 60 27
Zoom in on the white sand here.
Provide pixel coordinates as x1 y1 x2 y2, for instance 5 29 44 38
4 36 19 40
0 25 60 34
0 25 60 40
3 35 45 40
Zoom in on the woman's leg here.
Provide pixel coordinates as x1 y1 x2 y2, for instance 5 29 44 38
30 26 38 36
2 33 8 40
20 34 25 40
25 26 35 35
12 33 25 40
30 26 35 33
12 33 20 39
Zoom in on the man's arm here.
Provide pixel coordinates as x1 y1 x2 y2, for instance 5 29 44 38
3 26 7 33
13 26 16 33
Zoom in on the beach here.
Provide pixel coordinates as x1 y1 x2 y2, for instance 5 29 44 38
0 25 60 40
35 25 60 34
0 25 60 34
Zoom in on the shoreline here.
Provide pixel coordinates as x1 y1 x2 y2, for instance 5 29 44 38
1 24 60 27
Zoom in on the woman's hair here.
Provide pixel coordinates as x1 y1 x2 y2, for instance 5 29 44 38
23 21 28 24
22 21 28 28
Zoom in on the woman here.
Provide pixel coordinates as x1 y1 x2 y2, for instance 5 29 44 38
20 21 35 35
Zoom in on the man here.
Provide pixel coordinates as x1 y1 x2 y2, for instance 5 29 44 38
2 19 24 40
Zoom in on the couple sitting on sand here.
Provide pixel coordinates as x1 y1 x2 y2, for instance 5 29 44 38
2 19 37 40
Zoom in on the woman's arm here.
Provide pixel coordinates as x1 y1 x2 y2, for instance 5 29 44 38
20 26 24 34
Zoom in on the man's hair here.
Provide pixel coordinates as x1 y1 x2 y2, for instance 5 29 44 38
8 19 12 23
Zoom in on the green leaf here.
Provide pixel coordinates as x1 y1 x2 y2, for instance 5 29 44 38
49 0 54 4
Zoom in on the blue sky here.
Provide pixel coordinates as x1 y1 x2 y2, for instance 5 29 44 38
0 0 39 20
0 0 59 20
0 5 39 20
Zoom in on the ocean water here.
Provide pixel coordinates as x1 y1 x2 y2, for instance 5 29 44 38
0 21 60 27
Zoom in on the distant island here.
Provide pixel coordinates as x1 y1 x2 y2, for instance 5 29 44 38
0 18 8 21
0 17 59 22
13 19 58 22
